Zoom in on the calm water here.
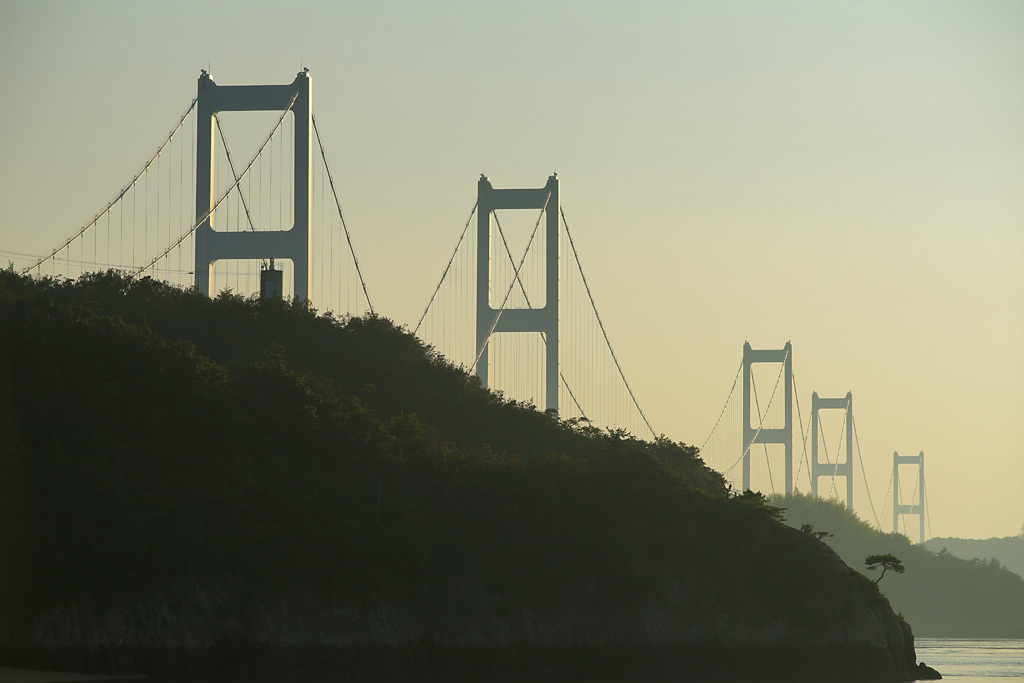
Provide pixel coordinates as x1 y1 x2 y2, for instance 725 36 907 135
914 639 1023 681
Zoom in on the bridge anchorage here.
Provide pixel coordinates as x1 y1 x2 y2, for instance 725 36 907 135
810 391 854 510
194 69 312 301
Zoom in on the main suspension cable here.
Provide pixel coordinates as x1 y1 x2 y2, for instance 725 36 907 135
25 97 198 275
414 202 477 335
852 415 883 530
827 405 848 501
700 359 742 454
490 212 588 420
560 206 655 438
214 116 259 236
140 89 299 275
470 194 550 373
750 374 776 492
792 371 813 492
718 345 790 478
312 114 374 314
880 466 895 533
903 463 922 539
925 480 932 540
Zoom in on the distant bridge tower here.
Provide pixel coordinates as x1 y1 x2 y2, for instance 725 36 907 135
193 69 312 301
476 174 559 412
893 450 926 542
742 342 793 493
810 391 854 509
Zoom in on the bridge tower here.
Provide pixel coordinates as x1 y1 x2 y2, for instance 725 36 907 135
893 450 926 542
810 391 854 509
476 174 559 412
193 69 312 301
742 342 793 493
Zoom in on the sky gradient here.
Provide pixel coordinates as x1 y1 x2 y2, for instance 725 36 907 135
1 0 1021 540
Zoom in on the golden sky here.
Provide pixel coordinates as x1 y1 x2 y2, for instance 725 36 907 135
1 0 1021 539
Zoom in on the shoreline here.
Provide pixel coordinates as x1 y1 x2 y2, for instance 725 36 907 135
1 642 916 682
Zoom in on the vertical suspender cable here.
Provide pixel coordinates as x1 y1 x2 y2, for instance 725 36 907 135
179 114 184 282
414 203 477 335
792 371 813 492
560 207 654 438
828 409 848 501
718 346 789 478
140 89 300 275
189 110 194 280
471 195 550 374
132 183 136 269
318 148 324 308
852 416 883 530
23 98 197 276
750 375 775 493
119 188 124 269
311 114 373 315
156 139 160 278
700 360 743 455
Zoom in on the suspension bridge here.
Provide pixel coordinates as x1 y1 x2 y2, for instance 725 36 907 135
14 70 930 543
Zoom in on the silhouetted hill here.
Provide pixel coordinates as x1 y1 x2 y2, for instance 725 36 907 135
14 270 702 470
0 270 918 681
923 536 1024 581
775 493 1024 637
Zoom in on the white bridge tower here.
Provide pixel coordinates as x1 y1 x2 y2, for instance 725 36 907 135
475 174 560 412
193 70 312 301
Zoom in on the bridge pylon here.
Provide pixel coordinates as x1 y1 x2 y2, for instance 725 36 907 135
893 450 926 542
742 341 793 493
810 391 853 509
193 69 312 301
475 174 559 412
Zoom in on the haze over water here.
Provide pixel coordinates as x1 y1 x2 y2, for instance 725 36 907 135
915 639 1024 681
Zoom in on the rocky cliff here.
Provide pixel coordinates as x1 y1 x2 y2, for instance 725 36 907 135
0 272 920 681
8 524 917 682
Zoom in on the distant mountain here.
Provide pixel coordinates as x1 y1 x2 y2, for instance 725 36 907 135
774 493 1024 638
923 536 1024 580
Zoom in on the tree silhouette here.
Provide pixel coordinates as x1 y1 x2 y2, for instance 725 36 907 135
800 523 833 540
865 553 905 585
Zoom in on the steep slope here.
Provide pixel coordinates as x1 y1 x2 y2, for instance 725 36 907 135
25 271 616 464
0 271 919 681
775 493 1024 637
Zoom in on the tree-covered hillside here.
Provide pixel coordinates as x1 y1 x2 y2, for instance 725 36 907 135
13 269 667 464
0 270 724 615
0 270 917 681
775 493 1024 637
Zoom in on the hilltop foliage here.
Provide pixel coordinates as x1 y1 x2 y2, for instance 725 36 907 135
0 269 780 623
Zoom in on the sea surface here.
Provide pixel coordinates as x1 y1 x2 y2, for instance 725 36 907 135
914 639 1023 681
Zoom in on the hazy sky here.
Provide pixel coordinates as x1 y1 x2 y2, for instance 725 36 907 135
1 1 1021 540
